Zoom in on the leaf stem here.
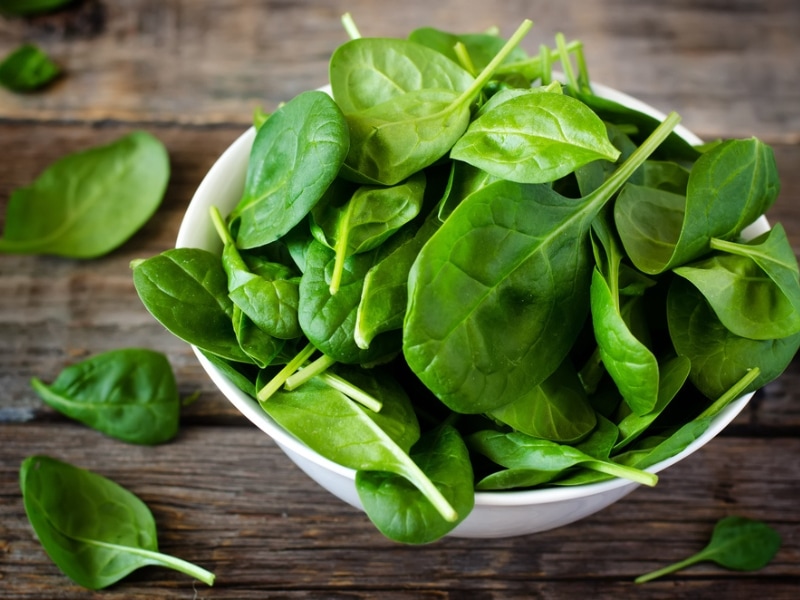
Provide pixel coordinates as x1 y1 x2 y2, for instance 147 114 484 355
284 353 336 390
256 342 316 402
319 372 383 412
539 43 551 85
585 459 658 487
341 13 361 40
635 553 704 583
697 367 760 420
329 203 354 295
209 205 234 246
453 42 477 77
555 33 579 90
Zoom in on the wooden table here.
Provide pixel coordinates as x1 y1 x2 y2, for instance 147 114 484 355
2 1 799 597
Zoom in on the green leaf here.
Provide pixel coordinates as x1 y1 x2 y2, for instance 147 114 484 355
19 455 215 590
451 91 621 183
0 43 60 91
636 516 781 583
132 248 252 364
404 113 680 413
0 132 169 258
229 91 349 249
356 424 474 544
30 349 180 445
615 139 781 274
0 0 74 16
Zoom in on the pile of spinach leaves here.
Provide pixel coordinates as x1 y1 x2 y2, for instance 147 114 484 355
133 19 800 544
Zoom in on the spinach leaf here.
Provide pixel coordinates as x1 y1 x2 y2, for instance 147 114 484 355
19 455 215 589
451 91 621 184
355 207 441 349
635 516 781 583
469 429 657 489
438 158 499 221
311 172 426 294
30 349 180 445
132 248 252 364
0 0 73 15
229 91 349 249
674 224 800 340
407 27 529 74
488 359 596 443
404 113 680 414
667 277 800 399
356 424 474 544
0 43 60 91
260 377 457 522
299 240 401 364
0 132 169 258
338 20 532 185
615 138 780 274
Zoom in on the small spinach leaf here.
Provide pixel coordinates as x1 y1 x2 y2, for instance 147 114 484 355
19 455 215 590
30 349 180 445
0 43 60 91
635 516 781 583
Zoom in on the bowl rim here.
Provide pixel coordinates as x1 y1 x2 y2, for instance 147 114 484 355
177 78 759 507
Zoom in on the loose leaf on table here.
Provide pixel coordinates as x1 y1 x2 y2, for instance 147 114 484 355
450 91 620 184
356 424 474 544
636 516 781 583
615 138 780 275
19 455 215 590
335 20 532 185
403 112 680 414
228 90 349 249
0 0 74 15
673 224 800 340
0 132 169 258
0 43 60 91
30 349 180 445
667 277 800 399
132 248 252 364
259 377 458 523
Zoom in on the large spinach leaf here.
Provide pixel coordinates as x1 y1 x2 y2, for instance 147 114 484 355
0 132 169 258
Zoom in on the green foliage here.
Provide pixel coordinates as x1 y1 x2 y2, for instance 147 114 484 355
0 132 169 258
636 516 781 583
0 43 60 91
31 349 180 445
19 455 215 589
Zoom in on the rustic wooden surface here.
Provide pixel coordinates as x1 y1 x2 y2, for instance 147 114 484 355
1 1 799 598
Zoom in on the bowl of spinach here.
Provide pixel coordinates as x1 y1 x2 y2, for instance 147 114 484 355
133 20 800 543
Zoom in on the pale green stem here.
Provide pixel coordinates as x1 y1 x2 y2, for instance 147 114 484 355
256 343 316 402
539 43 551 85
635 552 708 584
329 204 354 295
586 460 658 487
697 367 760 420
341 13 361 40
284 353 337 390
209 205 234 245
555 32 579 90
319 372 383 412
453 41 477 77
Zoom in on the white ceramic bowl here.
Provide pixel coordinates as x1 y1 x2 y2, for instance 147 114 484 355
176 82 761 538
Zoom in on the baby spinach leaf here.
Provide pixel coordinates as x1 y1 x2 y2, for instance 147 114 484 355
0 0 74 16
451 91 621 184
488 359 596 443
615 138 780 274
667 277 800 399
19 455 215 589
674 224 800 340
132 248 252 364
0 43 60 91
330 37 475 115
635 516 781 583
339 20 532 185
311 172 426 294
0 131 169 258
231 305 284 368
355 208 441 349
299 240 401 364
439 157 499 221
260 377 457 522
356 424 474 544
404 113 680 414
468 429 657 488
30 349 180 445
229 90 349 249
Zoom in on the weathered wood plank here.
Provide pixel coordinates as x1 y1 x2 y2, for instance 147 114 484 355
0 0 798 141
1 424 798 598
